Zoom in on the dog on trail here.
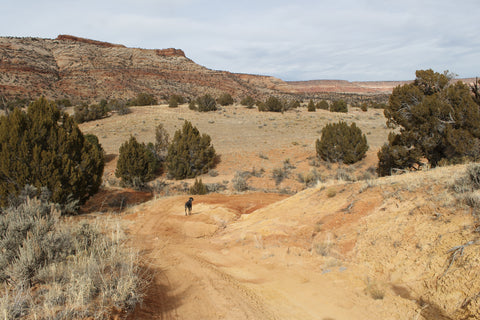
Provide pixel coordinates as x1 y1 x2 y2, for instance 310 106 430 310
185 197 194 216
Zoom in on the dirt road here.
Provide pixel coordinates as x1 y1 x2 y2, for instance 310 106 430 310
123 193 414 320
125 194 285 320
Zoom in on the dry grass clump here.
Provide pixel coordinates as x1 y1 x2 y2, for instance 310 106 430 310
452 163 480 211
0 194 145 319
232 171 250 192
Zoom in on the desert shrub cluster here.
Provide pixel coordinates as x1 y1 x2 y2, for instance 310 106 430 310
258 96 284 112
377 70 480 176
316 121 368 164
0 96 31 112
74 103 109 123
127 92 157 106
115 121 216 185
73 98 132 123
240 95 255 108
316 100 329 110
196 94 217 112
0 97 104 210
190 178 208 195
217 93 234 106
0 191 144 319
330 99 348 113
452 163 480 211
168 94 185 108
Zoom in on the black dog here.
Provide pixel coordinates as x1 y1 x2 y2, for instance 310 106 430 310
185 197 194 216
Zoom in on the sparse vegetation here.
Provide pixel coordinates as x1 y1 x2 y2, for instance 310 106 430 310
74 103 109 123
190 178 208 195
197 94 217 112
452 163 480 211
127 92 157 106
240 95 255 108
0 192 144 319
154 123 170 162
168 94 185 108
307 99 316 112
316 100 329 110
330 99 348 113
259 96 284 112
217 93 234 106
232 171 249 192
297 168 322 187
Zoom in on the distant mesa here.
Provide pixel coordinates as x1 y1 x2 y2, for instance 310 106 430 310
56 34 186 57
56 34 126 48
0 34 447 104
155 48 186 57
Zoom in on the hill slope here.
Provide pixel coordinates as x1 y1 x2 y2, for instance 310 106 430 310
0 35 285 103
1 35 410 104
120 164 480 320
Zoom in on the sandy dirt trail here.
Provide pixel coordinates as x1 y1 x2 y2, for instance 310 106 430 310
122 193 407 320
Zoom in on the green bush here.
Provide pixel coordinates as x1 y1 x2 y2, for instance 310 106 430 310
0 96 30 112
316 121 369 164
54 98 72 108
286 100 301 110
240 96 255 108
307 99 316 112
330 99 348 113
217 93 234 106
168 94 184 108
188 100 197 110
108 99 131 115
154 123 170 161
259 96 284 112
127 92 157 106
378 69 480 176
190 178 208 195
197 94 217 112
115 136 158 188
316 100 329 110
165 121 217 179
0 97 104 209
73 103 109 123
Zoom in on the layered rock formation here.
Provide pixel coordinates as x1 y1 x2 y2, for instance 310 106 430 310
0 35 284 103
0 35 419 104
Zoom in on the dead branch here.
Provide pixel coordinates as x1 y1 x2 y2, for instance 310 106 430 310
441 240 476 278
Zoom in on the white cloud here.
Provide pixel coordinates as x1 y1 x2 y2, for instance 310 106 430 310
1 0 479 80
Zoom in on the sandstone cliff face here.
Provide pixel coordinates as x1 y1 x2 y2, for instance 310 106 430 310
0 36 282 103
0 35 409 104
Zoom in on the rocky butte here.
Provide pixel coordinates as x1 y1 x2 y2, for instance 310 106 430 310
0 35 408 104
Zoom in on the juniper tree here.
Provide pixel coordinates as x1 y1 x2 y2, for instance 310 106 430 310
316 121 368 164
0 97 104 209
115 136 157 188
165 121 216 179
377 69 480 176
197 94 217 112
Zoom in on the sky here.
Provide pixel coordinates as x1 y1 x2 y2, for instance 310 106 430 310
1 0 479 81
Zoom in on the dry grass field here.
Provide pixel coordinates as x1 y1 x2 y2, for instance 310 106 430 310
78 104 480 320
80 104 388 193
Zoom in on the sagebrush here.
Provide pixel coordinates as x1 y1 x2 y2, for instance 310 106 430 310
0 193 145 319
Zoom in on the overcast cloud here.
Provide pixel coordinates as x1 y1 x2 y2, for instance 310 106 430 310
1 0 479 81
